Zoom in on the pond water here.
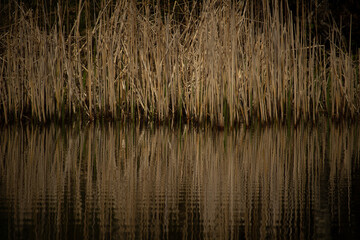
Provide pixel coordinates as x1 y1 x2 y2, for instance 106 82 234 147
0 122 360 239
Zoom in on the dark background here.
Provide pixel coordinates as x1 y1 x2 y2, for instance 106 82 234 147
1 0 360 53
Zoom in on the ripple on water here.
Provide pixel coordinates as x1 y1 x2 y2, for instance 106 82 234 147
0 123 360 239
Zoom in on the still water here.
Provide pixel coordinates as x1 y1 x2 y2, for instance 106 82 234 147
0 123 359 239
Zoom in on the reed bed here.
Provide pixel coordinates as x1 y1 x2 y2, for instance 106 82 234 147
1 123 359 239
0 0 359 125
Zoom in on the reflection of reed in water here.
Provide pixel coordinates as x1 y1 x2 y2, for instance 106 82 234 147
0 123 359 239
328 124 360 233
186 126 320 239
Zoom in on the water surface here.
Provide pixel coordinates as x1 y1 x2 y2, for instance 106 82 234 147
0 123 360 239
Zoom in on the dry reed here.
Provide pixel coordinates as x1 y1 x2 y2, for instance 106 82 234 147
0 0 359 125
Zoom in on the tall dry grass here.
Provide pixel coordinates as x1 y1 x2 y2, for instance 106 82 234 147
0 0 359 125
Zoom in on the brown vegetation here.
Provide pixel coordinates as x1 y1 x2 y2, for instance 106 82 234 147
0 0 359 125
